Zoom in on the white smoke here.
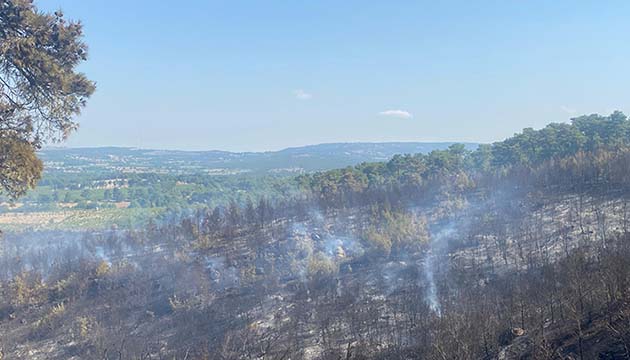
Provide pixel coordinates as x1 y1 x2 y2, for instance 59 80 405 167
424 223 456 314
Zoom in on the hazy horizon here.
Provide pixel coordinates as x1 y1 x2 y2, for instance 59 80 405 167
36 1 630 152
41 140 481 153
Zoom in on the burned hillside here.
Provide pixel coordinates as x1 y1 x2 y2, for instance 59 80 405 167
4 114 630 359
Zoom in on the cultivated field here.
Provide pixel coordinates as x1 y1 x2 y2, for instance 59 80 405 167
0 208 163 231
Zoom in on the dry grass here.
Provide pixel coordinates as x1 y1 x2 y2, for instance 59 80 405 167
0 208 163 231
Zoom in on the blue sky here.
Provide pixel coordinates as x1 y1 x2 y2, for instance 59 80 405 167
41 1 630 151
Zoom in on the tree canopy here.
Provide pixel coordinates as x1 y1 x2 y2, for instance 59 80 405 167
0 0 94 198
300 111 630 208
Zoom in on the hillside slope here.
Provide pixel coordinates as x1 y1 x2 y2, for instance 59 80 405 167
3 113 630 359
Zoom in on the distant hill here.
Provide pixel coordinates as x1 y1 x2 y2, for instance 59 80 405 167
40 142 479 175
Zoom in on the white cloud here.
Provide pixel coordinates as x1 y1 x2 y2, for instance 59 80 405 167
560 105 576 115
379 109 413 119
294 89 312 100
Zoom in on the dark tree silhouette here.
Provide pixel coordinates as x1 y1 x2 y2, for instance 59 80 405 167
0 0 95 198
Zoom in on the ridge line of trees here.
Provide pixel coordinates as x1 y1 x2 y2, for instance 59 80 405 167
298 111 630 209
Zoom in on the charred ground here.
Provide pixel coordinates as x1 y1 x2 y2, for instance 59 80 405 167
3 113 630 359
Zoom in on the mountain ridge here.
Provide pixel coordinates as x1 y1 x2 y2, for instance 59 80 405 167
41 141 480 155
39 142 480 174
